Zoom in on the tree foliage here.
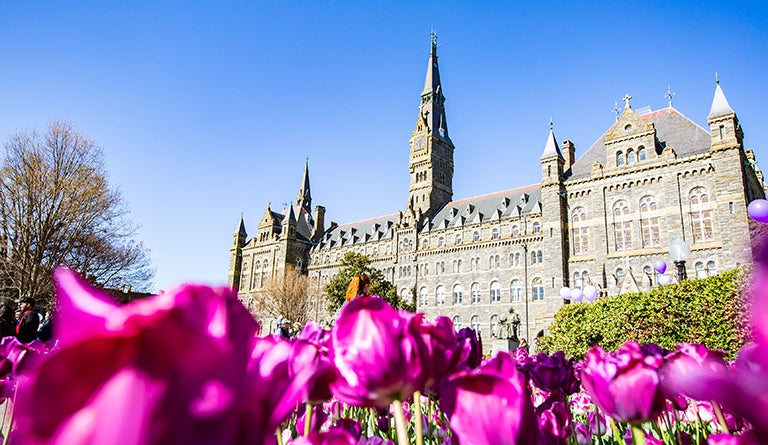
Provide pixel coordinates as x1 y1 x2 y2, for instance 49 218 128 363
541 268 750 360
0 121 154 304
325 252 414 314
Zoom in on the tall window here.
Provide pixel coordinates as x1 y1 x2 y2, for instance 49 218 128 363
572 207 589 255
490 281 501 303
695 262 706 278
473 231 480 242
690 187 714 242
532 278 544 301
455 234 462 245
613 200 633 250
436 285 445 305
531 251 537 264
471 316 481 336
537 250 543 264
492 228 499 239
627 149 636 163
490 315 500 338
438 236 445 246
615 268 625 287
707 261 717 276
617 151 625 166
512 225 520 236
638 146 647 161
471 282 481 304
452 284 463 305
419 287 429 306
452 316 462 331
640 196 660 247
470 258 476 271
533 222 541 233
510 279 522 302
574 271 583 289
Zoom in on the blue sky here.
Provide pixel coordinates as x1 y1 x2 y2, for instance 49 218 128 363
1 1 767 292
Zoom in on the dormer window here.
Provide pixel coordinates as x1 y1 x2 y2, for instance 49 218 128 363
520 194 528 205
617 151 625 166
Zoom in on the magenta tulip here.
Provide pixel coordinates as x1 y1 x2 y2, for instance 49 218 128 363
330 296 428 407
580 342 665 425
418 316 460 391
13 267 310 445
440 352 540 445
455 327 483 370
528 351 580 395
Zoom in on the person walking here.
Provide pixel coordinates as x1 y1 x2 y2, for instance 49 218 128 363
16 297 39 343
279 320 292 339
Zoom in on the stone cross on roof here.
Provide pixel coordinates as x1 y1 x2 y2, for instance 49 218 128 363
623 94 632 108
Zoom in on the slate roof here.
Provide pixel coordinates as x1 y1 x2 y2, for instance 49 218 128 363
312 213 400 251
566 107 711 181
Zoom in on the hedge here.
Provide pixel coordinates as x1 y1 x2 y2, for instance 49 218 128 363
540 268 751 360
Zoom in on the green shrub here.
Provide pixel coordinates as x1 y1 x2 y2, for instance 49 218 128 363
541 268 751 359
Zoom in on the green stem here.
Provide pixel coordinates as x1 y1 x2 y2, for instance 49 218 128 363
630 424 646 445
609 417 623 444
391 400 410 445
711 400 729 433
304 402 313 437
275 427 284 445
2 388 16 445
594 407 604 445
414 391 424 445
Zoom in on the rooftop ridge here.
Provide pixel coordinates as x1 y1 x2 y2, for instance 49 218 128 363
446 184 540 207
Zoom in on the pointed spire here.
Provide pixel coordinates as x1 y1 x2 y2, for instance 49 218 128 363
540 121 563 160
285 205 297 224
708 78 735 119
416 32 450 142
236 213 247 236
296 158 311 212
421 31 442 98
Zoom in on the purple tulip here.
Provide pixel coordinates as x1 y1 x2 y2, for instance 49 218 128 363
330 296 428 407
707 432 762 445
659 343 728 403
587 411 607 437
580 342 665 425
528 351 580 395
440 352 540 445
455 327 483 370
13 267 310 445
573 422 591 445
419 316 460 391
290 338 338 403
536 396 571 445
287 428 357 445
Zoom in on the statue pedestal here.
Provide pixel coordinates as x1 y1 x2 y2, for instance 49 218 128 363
490 338 520 357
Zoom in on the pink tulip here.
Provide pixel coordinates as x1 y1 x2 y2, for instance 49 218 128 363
440 352 540 445
330 296 428 407
580 342 665 425
14 267 309 445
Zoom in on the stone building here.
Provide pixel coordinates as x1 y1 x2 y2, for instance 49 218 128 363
228 36 765 340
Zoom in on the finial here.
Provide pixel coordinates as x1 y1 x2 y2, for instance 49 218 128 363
715 72 720 85
612 102 620 121
549 118 553 131
622 94 632 108
430 30 438 47
665 85 676 108
267 201 271 209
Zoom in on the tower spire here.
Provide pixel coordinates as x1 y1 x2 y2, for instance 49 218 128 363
296 158 311 212
418 32 450 141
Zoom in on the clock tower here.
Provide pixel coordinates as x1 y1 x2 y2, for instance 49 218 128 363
408 32 455 220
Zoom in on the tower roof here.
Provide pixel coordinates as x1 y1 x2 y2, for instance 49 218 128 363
417 32 451 143
708 80 735 119
539 122 563 160
422 33 442 97
236 214 247 236
296 158 312 212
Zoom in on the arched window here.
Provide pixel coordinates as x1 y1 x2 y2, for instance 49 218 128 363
441 261 446 273
572 207 589 255
492 228 500 239
471 316 481 337
707 261 717 276
617 151 625 166
612 200 633 251
471 282 481 304
537 251 543 263
531 251 537 264
452 284 463 305
457 259 462 272
473 231 480 242
400 288 410 302
495 255 501 268
574 271 582 290
452 260 458 273
690 187 714 242
512 225 519 237
515 253 521 266
490 315 500 338
511 279 522 302
638 146 647 161
533 222 541 233
438 236 445 247
470 258 476 271
296 258 303 269
616 268 625 286
436 285 445 305
627 149 636 163
419 287 429 306
452 316 463 331
640 196 660 247
455 234 462 245
490 281 502 303
695 261 706 278
532 278 544 301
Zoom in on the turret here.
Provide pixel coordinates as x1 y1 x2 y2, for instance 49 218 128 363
708 76 743 151
227 215 247 290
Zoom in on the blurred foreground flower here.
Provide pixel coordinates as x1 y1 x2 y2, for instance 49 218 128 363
14 267 311 445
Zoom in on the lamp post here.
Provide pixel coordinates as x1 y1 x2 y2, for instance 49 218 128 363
668 235 690 281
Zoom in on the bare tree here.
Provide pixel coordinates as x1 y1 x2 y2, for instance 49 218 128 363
0 121 154 304
261 266 311 326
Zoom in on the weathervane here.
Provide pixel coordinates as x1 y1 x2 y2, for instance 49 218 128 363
665 85 676 108
549 118 553 131
715 72 720 85
612 102 620 121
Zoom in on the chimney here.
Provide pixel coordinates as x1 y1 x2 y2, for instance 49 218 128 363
312 205 326 242
562 140 576 171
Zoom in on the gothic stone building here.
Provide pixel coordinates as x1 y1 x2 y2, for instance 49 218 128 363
228 38 765 340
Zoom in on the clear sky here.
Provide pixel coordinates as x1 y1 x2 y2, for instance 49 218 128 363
1 1 767 292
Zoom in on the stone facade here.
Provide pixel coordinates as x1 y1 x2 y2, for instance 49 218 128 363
228 37 765 342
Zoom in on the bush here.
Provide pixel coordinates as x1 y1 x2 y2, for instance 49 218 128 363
541 268 751 359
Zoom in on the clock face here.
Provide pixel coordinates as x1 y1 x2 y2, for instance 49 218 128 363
413 135 426 151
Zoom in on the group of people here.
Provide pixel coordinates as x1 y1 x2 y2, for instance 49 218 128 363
0 297 52 344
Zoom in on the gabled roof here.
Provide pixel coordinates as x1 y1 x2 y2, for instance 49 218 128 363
312 213 399 251
567 107 711 181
